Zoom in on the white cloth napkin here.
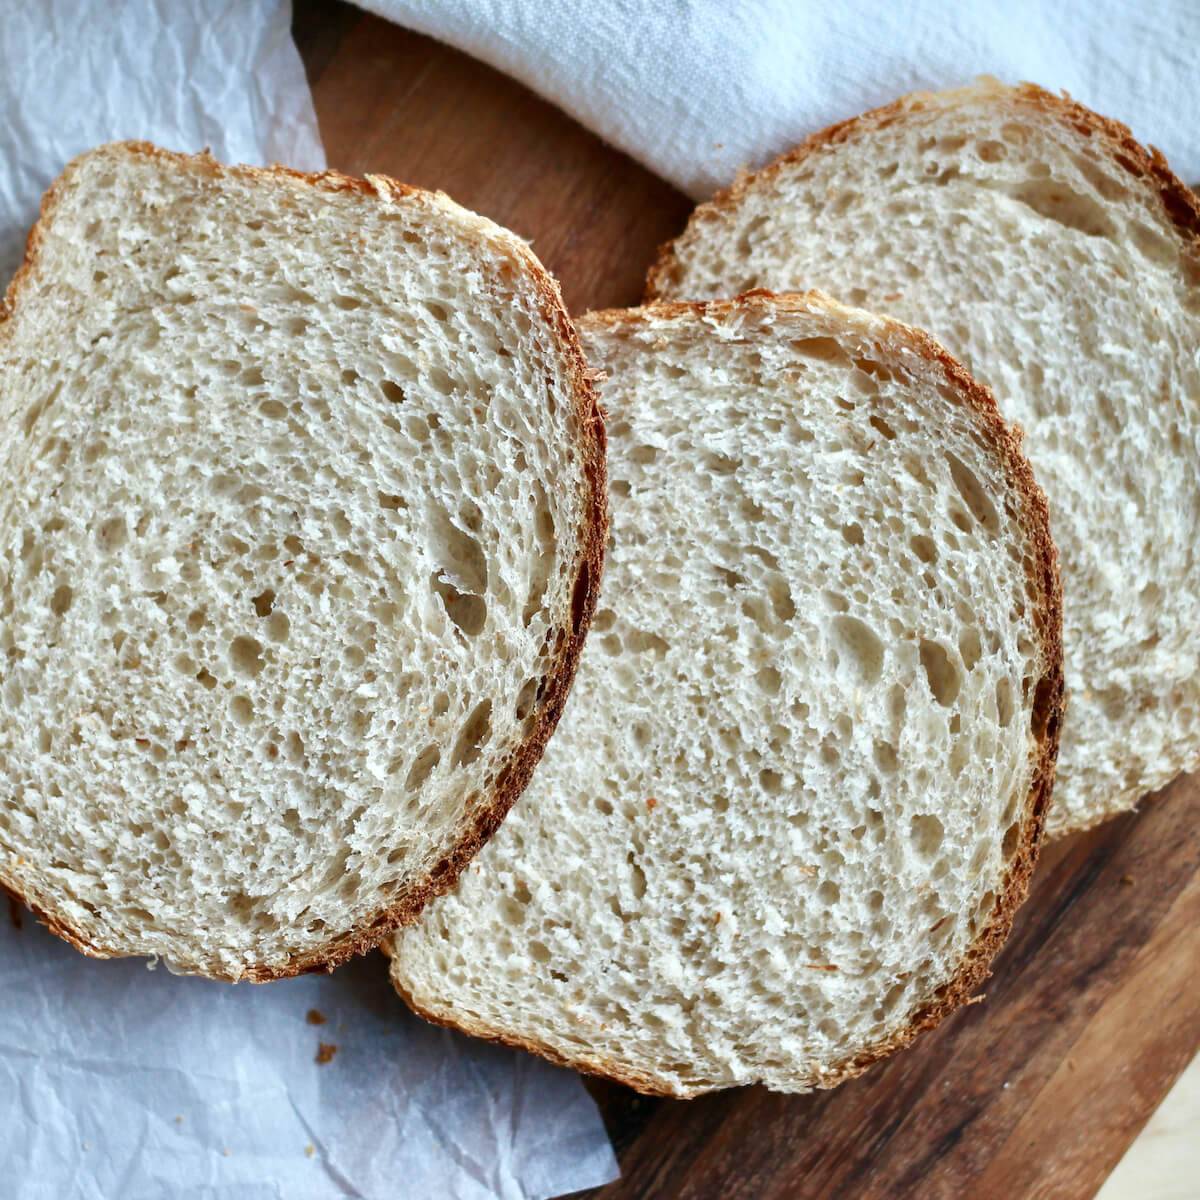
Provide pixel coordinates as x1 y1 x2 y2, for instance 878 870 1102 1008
356 0 1200 198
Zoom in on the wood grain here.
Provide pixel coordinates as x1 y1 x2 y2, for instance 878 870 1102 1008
294 5 1200 1196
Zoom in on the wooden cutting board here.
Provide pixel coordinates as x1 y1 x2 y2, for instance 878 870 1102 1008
293 5 1200 1196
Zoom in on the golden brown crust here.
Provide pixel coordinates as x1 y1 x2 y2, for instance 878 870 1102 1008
391 291 1064 1097
0 141 608 982
645 79 1200 302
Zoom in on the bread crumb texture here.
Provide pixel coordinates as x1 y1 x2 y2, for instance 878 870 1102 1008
649 80 1200 836
0 143 604 979
391 295 1061 1096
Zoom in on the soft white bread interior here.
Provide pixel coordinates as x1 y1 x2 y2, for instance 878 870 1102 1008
0 143 606 980
648 80 1200 837
389 294 1062 1097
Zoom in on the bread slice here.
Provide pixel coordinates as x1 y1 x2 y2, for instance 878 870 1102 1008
0 142 606 981
647 80 1200 838
388 294 1062 1096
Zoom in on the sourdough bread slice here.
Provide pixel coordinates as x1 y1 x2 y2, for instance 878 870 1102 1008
648 80 1200 837
389 294 1062 1096
0 143 606 981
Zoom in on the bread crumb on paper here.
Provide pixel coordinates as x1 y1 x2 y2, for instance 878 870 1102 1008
316 1042 338 1065
306 1008 327 1025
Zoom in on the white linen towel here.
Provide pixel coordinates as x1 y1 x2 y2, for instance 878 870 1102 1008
355 0 1200 198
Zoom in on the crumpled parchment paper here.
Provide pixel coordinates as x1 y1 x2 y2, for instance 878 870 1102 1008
0 3 619 1197
0 916 618 1199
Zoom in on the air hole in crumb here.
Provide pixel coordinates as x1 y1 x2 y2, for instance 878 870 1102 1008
431 571 487 636
1006 179 1115 238
791 336 850 366
285 731 305 764
229 695 254 725
769 577 796 622
920 639 960 707
910 535 937 564
756 666 782 695
910 814 944 859
959 627 982 672
196 668 218 690
874 740 899 773
626 630 670 657
229 636 264 678
380 380 406 404
869 414 897 440
514 677 540 721
842 522 864 546
520 535 552 628
995 677 1014 727
404 745 440 793
378 491 406 511
759 768 782 794
629 858 647 900
452 700 493 769
1001 821 1022 858
252 589 275 617
97 515 128 551
704 452 738 477
946 453 1000 534
427 506 488 594
265 611 290 643
1030 675 1057 741
592 608 616 632
50 584 73 616
831 615 884 684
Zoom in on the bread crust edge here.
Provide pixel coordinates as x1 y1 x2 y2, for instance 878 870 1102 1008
644 79 1200 303
0 141 609 983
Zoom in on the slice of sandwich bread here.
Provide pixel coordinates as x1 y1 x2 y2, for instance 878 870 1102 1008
0 143 606 980
389 294 1062 1096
